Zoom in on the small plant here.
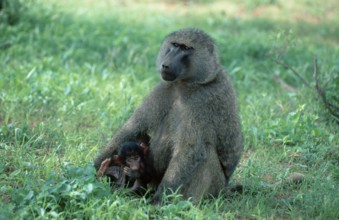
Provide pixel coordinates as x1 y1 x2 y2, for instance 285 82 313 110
269 29 339 122
5 163 113 219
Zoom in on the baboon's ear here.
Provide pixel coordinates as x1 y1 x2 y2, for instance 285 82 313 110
112 155 122 165
140 142 148 155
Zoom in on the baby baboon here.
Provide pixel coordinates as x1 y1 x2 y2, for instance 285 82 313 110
97 141 155 194
94 28 243 204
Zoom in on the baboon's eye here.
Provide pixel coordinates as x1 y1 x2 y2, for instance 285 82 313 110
172 43 179 48
180 45 190 50
172 43 192 51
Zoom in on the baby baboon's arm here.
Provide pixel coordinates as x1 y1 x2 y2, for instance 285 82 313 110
97 158 111 178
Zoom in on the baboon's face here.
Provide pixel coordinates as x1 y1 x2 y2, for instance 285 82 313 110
159 42 194 82
125 154 142 178
157 29 219 84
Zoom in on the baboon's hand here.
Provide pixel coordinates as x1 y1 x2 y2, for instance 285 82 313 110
151 193 162 206
97 158 111 178
123 166 131 176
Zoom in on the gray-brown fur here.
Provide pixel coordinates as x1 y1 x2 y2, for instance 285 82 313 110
94 28 243 204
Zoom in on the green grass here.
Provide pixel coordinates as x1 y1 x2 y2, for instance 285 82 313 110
0 0 338 219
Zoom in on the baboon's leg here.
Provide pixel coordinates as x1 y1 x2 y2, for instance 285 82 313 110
181 149 226 201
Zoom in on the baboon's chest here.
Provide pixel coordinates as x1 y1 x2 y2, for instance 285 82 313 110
150 100 191 173
151 107 181 148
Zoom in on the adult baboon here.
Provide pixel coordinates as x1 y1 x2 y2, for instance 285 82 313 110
94 28 243 204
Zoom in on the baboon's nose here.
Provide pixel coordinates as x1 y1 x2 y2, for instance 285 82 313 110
162 64 169 69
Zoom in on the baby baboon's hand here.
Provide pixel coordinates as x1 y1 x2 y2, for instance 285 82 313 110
97 158 111 178
123 166 132 176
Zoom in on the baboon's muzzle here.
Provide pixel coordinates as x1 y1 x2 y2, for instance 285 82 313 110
160 47 188 81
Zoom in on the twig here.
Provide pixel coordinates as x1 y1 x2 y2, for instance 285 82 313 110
273 55 339 120
313 55 339 119
273 58 312 89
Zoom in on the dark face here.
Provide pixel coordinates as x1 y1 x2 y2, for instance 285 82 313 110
117 142 145 179
125 154 142 178
160 42 194 82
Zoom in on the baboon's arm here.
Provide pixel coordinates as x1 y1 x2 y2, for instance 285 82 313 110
130 179 142 191
96 158 111 178
94 84 171 170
